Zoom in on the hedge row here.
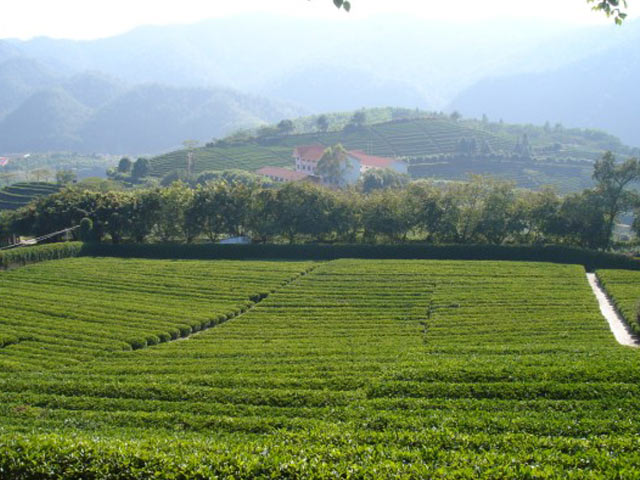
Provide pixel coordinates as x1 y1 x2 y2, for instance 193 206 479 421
0 242 84 269
82 243 640 271
3 242 638 272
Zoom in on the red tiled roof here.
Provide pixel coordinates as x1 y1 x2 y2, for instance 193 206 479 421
293 144 326 163
348 150 399 169
256 167 310 182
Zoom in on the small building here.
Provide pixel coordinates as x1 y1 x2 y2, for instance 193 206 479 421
293 145 326 173
348 150 409 176
262 145 408 187
293 145 407 186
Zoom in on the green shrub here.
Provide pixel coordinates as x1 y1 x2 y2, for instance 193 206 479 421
177 325 192 337
81 243 640 271
0 335 19 348
157 332 171 343
79 217 94 242
0 242 84 269
128 338 147 350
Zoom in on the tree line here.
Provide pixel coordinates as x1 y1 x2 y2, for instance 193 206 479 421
1 152 638 250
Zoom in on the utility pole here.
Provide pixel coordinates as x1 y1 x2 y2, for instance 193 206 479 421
182 140 199 177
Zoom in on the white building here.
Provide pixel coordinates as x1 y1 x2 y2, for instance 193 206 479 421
292 145 407 186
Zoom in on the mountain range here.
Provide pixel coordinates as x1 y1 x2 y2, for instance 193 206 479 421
0 14 638 154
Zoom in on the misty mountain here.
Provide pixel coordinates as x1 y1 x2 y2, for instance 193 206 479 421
2 15 639 153
62 72 126 109
0 72 305 154
8 15 619 110
79 84 304 153
0 57 59 115
0 88 91 151
450 22 640 147
0 40 21 63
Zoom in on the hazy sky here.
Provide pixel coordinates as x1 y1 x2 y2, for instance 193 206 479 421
1 0 637 40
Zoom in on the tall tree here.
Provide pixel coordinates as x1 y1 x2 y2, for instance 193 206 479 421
550 191 609 249
316 115 329 132
277 119 295 134
592 152 640 249
131 158 151 180
349 110 367 128
316 144 350 186
56 169 77 185
117 157 132 174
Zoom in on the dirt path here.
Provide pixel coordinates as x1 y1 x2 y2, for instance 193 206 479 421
586 273 640 348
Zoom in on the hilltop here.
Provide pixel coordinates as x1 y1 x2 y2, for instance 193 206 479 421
149 112 635 192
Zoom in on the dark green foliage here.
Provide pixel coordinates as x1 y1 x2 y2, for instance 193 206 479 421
160 168 192 187
195 169 263 187
360 168 409 193
591 152 640 248
316 114 329 132
588 0 628 23
78 217 94 242
131 158 150 180
315 144 349 186
128 337 147 350
117 157 132 173
333 0 351 11
277 119 294 134
3 152 636 250
82 243 640 271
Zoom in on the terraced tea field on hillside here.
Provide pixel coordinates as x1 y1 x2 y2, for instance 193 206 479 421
0 182 60 211
2 258 640 478
149 117 626 191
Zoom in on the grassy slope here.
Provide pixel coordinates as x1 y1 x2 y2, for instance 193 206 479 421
150 115 630 192
2 258 640 477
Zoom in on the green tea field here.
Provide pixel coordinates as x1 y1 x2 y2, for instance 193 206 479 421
596 269 640 336
0 182 60 211
2 257 640 478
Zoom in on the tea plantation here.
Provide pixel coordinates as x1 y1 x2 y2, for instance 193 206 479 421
2 258 640 478
149 117 630 192
0 182 60 211
596 269 640 336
